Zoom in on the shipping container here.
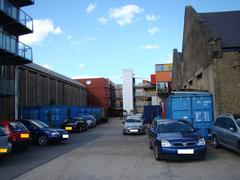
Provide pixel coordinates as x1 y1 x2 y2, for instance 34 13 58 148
166 91 213 139
19 106 105 127
143 105 162 124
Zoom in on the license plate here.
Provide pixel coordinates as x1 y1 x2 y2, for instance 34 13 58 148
62 134 69 139
177 149 194 154
130 129 138 132
21 134 29 138
0 148 8 153
65 127 72 131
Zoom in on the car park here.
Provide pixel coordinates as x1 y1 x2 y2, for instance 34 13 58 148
19 119 69 146
62 117 88 132
211 113 240 153
149 120 207 160
0 121 31 151
122 118 145 135
0 127 12 158
81 115 97 128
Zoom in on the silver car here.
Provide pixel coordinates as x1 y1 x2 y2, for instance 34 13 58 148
0 127 12 158
211 113 240 153
122 118 145 135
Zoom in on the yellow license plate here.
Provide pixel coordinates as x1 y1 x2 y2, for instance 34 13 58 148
65 127 72 130
21 134 29 138
0 148 8 153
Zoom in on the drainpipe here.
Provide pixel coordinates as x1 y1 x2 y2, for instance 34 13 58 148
15 66 19 120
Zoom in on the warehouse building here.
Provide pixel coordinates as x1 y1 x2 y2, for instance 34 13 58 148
18 63 87 109
172 6 240 116
0 0 34 120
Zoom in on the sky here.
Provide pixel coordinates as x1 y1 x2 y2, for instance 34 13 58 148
20 0 240 84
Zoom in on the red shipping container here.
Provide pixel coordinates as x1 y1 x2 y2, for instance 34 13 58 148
151 74 156 85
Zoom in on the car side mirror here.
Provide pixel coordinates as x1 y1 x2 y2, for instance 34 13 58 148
122 122 125 125
229 127 236 132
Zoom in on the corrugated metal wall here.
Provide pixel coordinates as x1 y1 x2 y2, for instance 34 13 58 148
18 66 87 108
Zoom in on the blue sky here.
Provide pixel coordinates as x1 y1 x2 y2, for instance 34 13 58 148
20 0 240 84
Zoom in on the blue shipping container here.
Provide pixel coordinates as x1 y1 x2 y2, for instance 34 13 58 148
143 105 162 124
19 106 104 127
166 91 214 139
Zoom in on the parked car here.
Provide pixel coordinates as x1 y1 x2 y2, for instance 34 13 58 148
81 115 97 128
62 117 88 132
0 120 31 150
149 120 207 160
122 118 145 135
19 119 69 146
211 113 240 153
0 127 12 158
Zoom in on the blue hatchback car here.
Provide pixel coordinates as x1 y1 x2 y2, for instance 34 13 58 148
149 120 207 160
19 119 69 146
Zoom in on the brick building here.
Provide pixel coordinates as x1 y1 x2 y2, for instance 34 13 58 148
172 6 240 116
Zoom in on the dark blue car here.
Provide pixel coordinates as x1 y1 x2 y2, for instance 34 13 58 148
19 119 69 146
149 120 207 160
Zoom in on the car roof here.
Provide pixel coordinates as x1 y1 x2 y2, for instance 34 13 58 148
156 120 185 125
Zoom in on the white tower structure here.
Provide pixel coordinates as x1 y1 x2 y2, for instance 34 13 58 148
122 69 134 114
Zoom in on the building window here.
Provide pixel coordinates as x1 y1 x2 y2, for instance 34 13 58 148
196 72 202 79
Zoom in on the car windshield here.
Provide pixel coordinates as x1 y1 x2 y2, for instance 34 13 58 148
125 119 142 123
236 119 240 127
9 122 27 132
0 127 6 136
65 118 76 123
158 122 194 133
30 120 49 128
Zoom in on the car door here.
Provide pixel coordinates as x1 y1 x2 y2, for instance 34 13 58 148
23 121 39 141
213 118 226 144
149 121 157 147
223 118 239 151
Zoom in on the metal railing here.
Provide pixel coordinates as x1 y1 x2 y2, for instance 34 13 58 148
0 0 33 31
0 30 32 61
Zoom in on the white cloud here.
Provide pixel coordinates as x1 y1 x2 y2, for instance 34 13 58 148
86 3 96 13
72 75 101 79
145 14 160 22
98 16 108 25
42 64 53 70
141 44 160 50
147 27 160 35
20 19 62 45
78 63 86 69
67 35 72 40
109 5 144 26
70 37 96 46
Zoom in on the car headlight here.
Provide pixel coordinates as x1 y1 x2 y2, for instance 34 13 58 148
51 132 60 136
161 140 171 147
197 138 206 146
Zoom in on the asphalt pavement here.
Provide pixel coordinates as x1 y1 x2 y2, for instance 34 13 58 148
0 129 101 180
1 117 240 180
12 117 240 180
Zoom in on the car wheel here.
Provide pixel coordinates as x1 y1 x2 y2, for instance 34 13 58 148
149 140 153 149
212 135 220 148
78 126 82 133
154 145 161 161
38 135 48 146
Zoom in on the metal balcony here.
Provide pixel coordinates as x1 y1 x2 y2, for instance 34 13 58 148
8 0 34 7
0 0 33 36
0 31 32 65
